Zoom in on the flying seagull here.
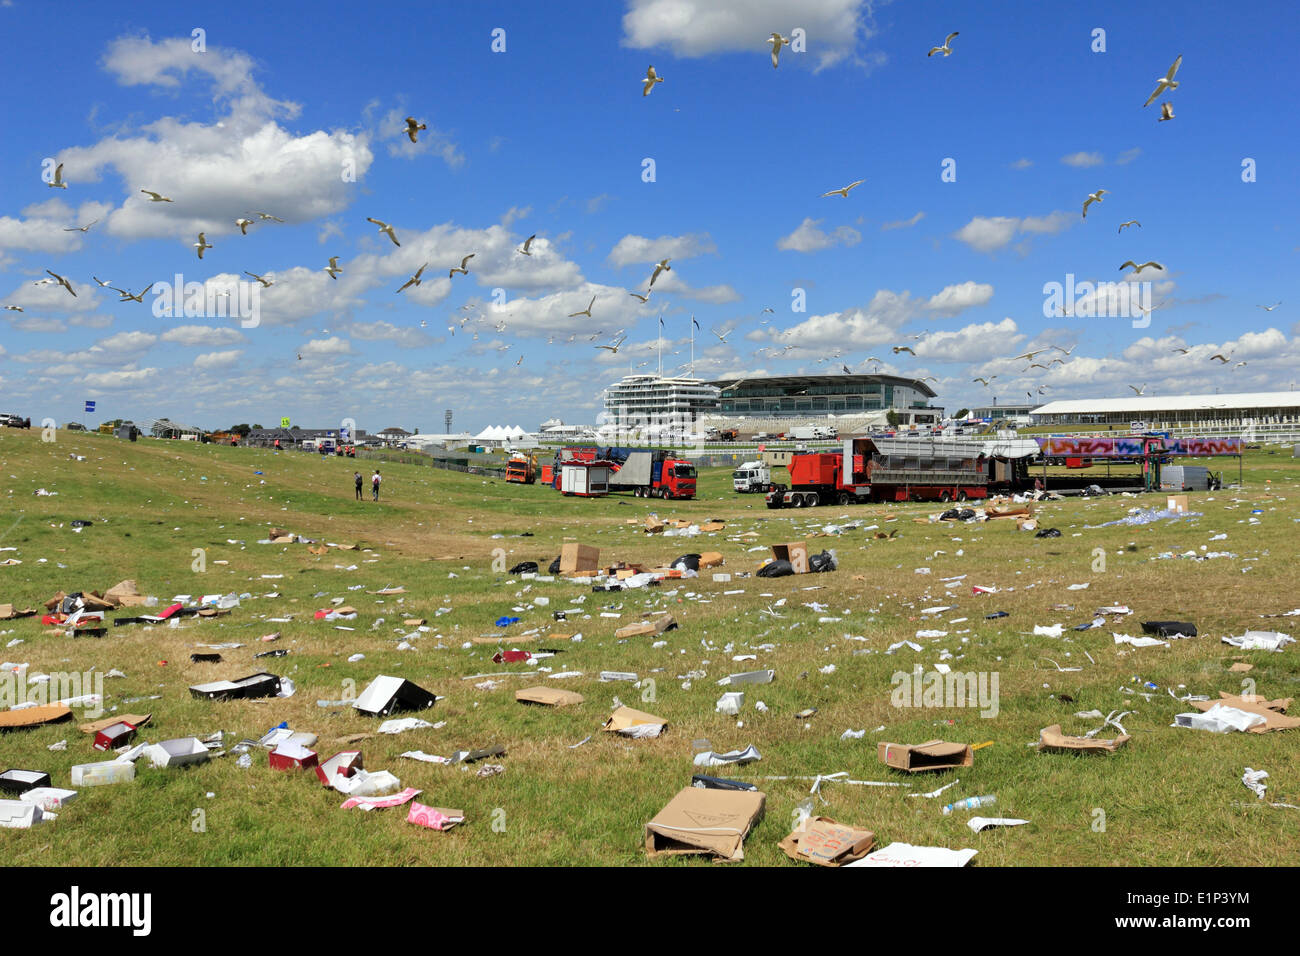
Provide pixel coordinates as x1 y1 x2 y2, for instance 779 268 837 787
367 217 400 247
92 276 113 287
324 256 343 280
892 345 915 356
822 179 864 198
768 33 789 69
1142 54 1183 108
403 117 427 143
1011 348 1051 362
649 258 671 287
194 232 212 259
643 65 663 96
973 377 995 386
244 271 274 288
519 234 536 256
568 295 597 318
48 163 67 189
235 218 254 235
1258 302 1282 311
3 305 23 312
63 219 98 233
449 253 475 278
1209 353 1230 363
628 291 651 303
1159 102 1175 122
1082 189 1107 218
1233 361 1248 370
711 327 730 344
45 269 76 297
1051 344 1077 356
595 336 627 354
117 284 154 303
1118 220 1140 233
1120 260 1164 274
928 32 959 57
1170 347 1190 354
140 189 173 202
1128 384 1147 395
397 263 428 294
250 211 284 222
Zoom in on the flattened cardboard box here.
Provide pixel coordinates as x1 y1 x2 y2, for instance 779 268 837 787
1190 694 1300 733
0 604 37 620
779 816 875 867
614 614 676 639
1038 724 1130 753
698 551 724 569
0 704 72 731
878 739 973 772
516 686 584 707
645 787 765 863
603 705 667 734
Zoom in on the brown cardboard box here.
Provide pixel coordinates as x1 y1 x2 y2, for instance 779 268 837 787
698 552 724 569
645 787 765 863
878 739 974 772
778 816 875 867
80 713 152 734
700 520 726 532
1167 494 1189 513
560 543 600 574
644 516 664 534
603 705 667 736
1037 724 1130 753
0 604 37 620
0 704 72 730
515 686 584 707
614 614 676 638
103 580 147 607
986 502 1033 519
771 542 809 574
1190 693 1300 733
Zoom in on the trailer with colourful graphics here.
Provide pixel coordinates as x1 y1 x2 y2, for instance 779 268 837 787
766 438 989 508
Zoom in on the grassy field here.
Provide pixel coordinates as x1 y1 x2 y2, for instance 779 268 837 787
1 428 1298 866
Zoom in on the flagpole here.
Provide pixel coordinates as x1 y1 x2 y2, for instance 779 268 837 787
690 314 695 378
658 313 663 379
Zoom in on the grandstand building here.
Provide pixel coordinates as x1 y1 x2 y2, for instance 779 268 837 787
703 373 943 434
601 374 722 428
1030 391 1300 432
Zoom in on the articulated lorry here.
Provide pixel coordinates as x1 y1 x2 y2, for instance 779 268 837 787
766 437 989 508
552 446 696 499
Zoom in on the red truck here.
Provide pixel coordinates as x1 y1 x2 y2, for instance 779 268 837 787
766 438 989 508
552 447 696 499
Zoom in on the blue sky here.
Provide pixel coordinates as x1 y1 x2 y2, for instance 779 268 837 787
0 0 1296 433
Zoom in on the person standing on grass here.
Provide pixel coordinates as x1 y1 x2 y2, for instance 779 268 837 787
354 471 363 500
372 469 381 502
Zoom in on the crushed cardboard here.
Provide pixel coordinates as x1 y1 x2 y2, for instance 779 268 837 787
645 786 765 863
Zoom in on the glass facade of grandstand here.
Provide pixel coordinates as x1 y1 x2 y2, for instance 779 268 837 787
709 376 935 418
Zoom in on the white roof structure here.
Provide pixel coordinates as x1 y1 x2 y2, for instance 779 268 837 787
473 425 532 441
1032 392 1300 416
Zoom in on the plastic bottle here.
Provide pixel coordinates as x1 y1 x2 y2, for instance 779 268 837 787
942 795 996 815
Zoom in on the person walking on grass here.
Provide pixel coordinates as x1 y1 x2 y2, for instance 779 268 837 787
371 469 381 502
354 471 363 501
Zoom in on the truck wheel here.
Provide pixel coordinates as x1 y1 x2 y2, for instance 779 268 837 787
793 494 804 507
838 492 852 506
957 491 967 502
808 494 819 507
940 491 951 503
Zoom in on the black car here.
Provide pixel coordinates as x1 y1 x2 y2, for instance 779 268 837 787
0 414 29 428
